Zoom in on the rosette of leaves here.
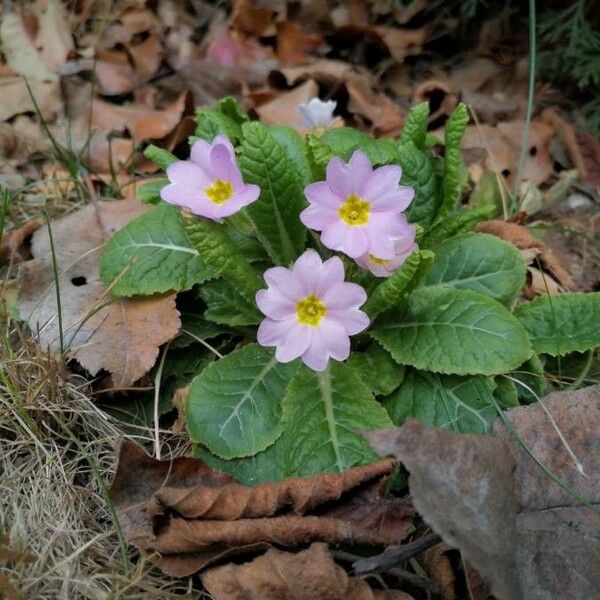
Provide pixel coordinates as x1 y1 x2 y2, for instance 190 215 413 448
100 99 600 485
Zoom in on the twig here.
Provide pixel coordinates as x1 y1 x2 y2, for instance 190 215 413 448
387 567 441 593
353 533 442 574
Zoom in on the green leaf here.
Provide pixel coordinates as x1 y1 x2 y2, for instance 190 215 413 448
372 286 532 375
186 344 299 459
239 122 306 265
308 128 398 169
363 249 435 318
514 292 600 356
279 362 392 477
424 233 526 305
195 443 284 486
138 178 168 204
183 214 263 302
225 226 269 263
399 102 430 151
421 204 496 249
383 369 497 434
200 279 262 326
347 343 405 396
100 203 212 296
143 145 178 170
511 355 547 405
439 102 469 217
399 142 440 228
171 311 229 349
194 97 249 144
494 376 519 409
270 124 312 186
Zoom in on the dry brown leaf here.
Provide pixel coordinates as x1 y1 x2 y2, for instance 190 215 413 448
230 0 276 37
126 33 164 84
413 79 458 125
363 384 600 600
153 458 395 519
202 543 415 600
422 543 456 600
474 219 579 293
575 129 600 191
94 48 137 96
0 219 43 265
255 79 319 129
276 21 323 66
109 441 412 576
17 200 180 387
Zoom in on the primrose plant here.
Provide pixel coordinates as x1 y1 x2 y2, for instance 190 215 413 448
101 97 600 485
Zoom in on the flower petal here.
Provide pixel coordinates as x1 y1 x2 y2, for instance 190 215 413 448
365 229 396 260
321 221 369 258
346 150 373 193
326 157 351 197
210 144 242 186
207 184 261 218
292 249 324 290
304 181 342 208
257 318 289 346
314 255 345 296
359 164 401 202
299 204 337 231
166 161 207 188
190 140 212 172
275 323 312 363
370 187 415 212
263 266 306 301
322 281 367 309
301 319 350 370
213 134 236 161
256 289 296 320
328 308 370 335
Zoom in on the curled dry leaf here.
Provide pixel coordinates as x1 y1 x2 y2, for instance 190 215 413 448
475 219 579 293
109 440 413 577
276 21 323 66
422 543 457 600
202 543 415 600
363 384 600 600
17 200 181 387
0 219 43 265
413 80 458 125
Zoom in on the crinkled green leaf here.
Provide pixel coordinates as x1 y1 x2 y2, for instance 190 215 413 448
363 249 435 318
439 102 469 217
100 203 212 296
421 204 496 249
424 232 526 305
514 292 600 356
239 122 306 265
399 102 429 151
170 311 229 349
143 145 178 170
194 97 249 144
494 376 519 409
199 280 262 326
194 443 284 486
186 344 299 459
347 343 405 396
279 362 392 477
270 124 312 186
399 141 440 228
225 226 269 263
138 178 168 204
308 128 398 169
383 369 496 434
183 214 263 302
372 286 532 375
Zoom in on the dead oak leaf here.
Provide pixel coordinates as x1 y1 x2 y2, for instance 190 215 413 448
363 385 600 600
109 440 413 576
17 199 180 387
202 543 415 600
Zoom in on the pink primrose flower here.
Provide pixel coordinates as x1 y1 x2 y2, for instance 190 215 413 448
160 134 260 219
256 249 369 372
300 150 415 259
355 221 418 277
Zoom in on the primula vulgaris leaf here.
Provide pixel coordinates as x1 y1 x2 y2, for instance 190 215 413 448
383 369 497 434
239 122 306 265
372 286 532 376
194 96 249 144
347 343 405 396
100 203 212 296
186 344 299 459
439 102 469 218
399 142 440 229
424 233 526 305
493 376 519 409
138 178 168 205
514 292 600 356
225 226 269 263
421 204 496 249
143 145 177 170
200 279 262 326
399 102 429 151
363 249 435 318
511 355 547 405
194 443 285 486
270 124 312 186
279 362 392 477
183 213 263 302
170 310 229 349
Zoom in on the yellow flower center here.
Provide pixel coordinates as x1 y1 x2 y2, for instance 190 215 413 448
205 180 234 204
369 255 391 266
338 193 371 226
296 294 327 326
